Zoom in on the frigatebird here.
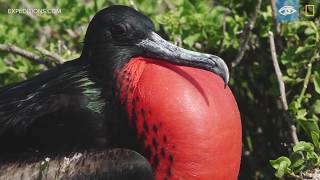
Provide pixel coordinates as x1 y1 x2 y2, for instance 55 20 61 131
0 5 241 180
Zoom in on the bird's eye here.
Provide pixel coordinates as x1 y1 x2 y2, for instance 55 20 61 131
111 23 128 35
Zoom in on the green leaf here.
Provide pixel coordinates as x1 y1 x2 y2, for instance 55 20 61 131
313 100 320 114
299 119 320 136
305 27 315 35
270 157 292 178
314 71 320 94
291 151 306 173
0 60 8 73
293 141 314 152
183 33 201 48
311 131 320 149
306 151 319 165
296 109 307 120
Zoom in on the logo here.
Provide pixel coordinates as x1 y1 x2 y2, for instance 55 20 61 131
276 0 299 22
305 4 315 17
278 5 297 16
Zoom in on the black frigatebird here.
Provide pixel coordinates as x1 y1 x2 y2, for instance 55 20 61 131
0 5 241 180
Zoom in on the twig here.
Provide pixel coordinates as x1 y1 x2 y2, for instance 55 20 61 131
0 44 50 67
65 29 80 39
270 0 281 36
128 0 138 10
218 9 230 54
270 0 284 51
164 0 176 10
268 31 299 145
231 0 262 68
38 26 52 47
35 46 64 64
175 36 182 47
297 62 313 105
269 31 288 110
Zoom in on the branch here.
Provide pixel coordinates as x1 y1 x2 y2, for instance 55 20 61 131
297 63 313 106
0 44 50 67
0 44 65 68
268 31 298 145
128 0 138 10
164 0 176 10
231 0 262 68
218 9 231 54
35 46 64 64
270 0 284 51
269 31 288 110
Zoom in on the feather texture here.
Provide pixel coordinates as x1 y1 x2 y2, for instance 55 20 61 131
0 60 107 153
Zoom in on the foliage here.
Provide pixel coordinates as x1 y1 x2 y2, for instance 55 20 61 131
270 141 320 178
0 0 319 179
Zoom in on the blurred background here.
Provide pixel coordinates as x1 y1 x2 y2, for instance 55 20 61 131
0 0 319 179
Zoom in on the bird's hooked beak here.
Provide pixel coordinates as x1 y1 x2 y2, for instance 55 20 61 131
136 31 229 86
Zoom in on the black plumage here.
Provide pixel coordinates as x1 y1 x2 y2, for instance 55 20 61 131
0 5 229 179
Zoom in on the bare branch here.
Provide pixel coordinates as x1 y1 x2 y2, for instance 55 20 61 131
270 0 284 51
268 31 298 145
65 29 80 39
164 0 176 10
128 0 138 10
0 44 50 67
35 46 64 64
297 63 313 105
231 0 262 68
0 44 65 67
269 31 288 110
218 9 230 54
38 26 52 47
270 0 281 36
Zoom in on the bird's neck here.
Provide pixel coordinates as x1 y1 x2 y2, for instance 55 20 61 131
115 57 242 180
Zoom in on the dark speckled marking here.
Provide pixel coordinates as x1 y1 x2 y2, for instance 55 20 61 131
143 121 149 133
152 124 158 133
139 132 146 144
125 85 129 94
163 136 168 143
169 154 174 164
132 98 136 107
153 154 160 168
163 177 168 180
152 137 158 150
121 74 125 82
167 167 172 176
145 144 152 160
160 147 166 157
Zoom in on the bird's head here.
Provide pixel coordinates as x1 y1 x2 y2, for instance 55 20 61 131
81 6 241 179
82 5 229 85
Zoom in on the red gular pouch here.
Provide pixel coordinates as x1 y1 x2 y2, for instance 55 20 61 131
116 56 242 180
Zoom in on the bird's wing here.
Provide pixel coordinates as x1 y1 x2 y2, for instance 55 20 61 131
0 149 154 180
0 61 105 135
